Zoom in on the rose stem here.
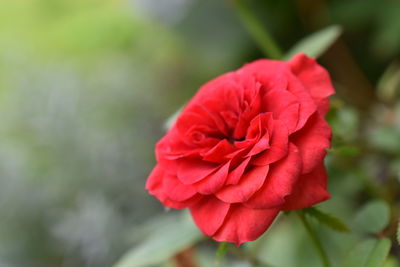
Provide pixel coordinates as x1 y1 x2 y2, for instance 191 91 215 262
296 210 331 267
230 0 283 59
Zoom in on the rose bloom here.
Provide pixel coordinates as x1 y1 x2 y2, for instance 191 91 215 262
146 53 335 245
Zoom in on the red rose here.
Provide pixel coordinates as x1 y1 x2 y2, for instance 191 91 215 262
146 53 335 245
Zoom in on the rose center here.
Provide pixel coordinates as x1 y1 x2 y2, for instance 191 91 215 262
227 136 245 144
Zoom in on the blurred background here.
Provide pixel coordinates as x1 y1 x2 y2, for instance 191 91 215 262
0 0 399 266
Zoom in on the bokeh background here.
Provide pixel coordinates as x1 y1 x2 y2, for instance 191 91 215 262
1 0 400 266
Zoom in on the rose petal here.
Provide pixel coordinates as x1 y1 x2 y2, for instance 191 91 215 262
278 103 300 133
162 194 203 209
233 77 263 140
147 165 202 209
286 75 317 132
190 196 230 236
215 165 269 203
290 112 331 174
262 88 303 134
202 139 236 163
177 158 219 184
282 163 330 210
163 173 198 202
245 143 302 209
289 53 335 116
145 165 163 192
252 120 289 166
213 204 280 246
244 113 272 156
225 157 251 185
193 161 230 194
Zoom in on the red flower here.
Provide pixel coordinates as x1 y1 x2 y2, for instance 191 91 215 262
146 53 335 245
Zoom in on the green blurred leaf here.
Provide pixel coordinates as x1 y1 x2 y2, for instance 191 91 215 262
215 242 229 264
382 256 400 267
353 200 390 233
366 238 392 267
304 207 349 232
397 221 400 245
331 106 359 142
368 127 400 154
344 239 375 267
284 25 342 59
330 145 360 157
115 212 203 267
377 61 400 102
344 238 391 267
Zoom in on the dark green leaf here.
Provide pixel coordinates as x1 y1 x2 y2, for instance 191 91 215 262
284 25 342 59
304 207 349 232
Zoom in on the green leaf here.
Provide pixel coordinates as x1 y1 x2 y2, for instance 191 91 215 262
353 200 390 233
382 256 400 267
344 238 391 267
115 212 203 267
304 207 349 232
397 221 400 245
330 145 360 157
366 238 392 267
376 61 400 102
284 25 342 59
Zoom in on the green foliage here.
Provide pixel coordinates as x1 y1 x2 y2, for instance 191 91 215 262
215 242 229 264
304 207 349 232
344 238 391 267
353 200 390 234
377 61 400 102
365 239 392 267
397 221 400 245
115 212 203 267
284 25 342 59
368 127 400 154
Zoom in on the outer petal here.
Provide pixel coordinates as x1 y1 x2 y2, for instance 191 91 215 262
190 196 230 236
215 165 269 203
286 74 317 132
290 112 331 174
245 143 301 209
213 204 280 246
146 165 202 209
177 158 219 184
282 164 330 210
289 53 335 116
145 165 163 192
262 89 299 133
161 194 202 210
163 173 197 202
